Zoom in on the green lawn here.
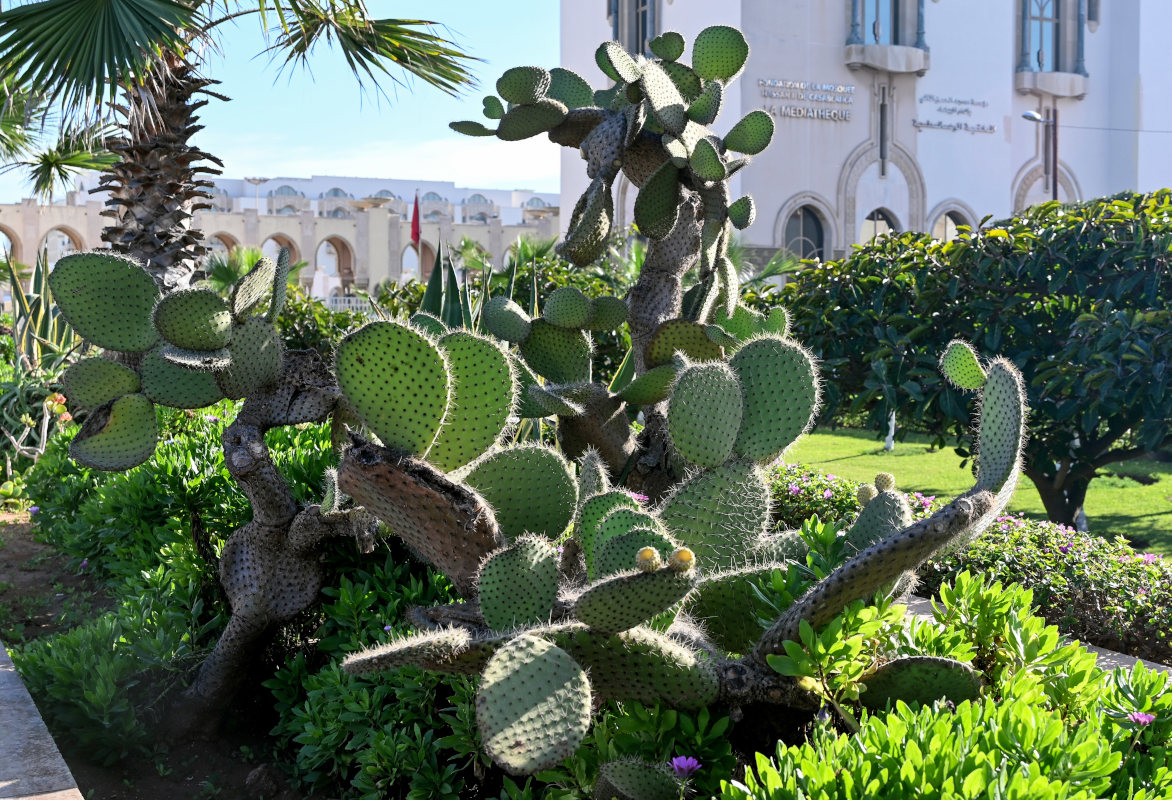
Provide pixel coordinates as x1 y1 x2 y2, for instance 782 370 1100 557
786 428 1172 555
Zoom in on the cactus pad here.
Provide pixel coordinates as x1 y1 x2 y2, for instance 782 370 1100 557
343 627 474 675
649 31 686 61
559 178 613 266
69 393 157 471
482 95 506 119
553 626 719 709
688 136 726 182
975 358 1026 492
754 529 809 563
587 296 628 331
645 320 723 367
589 508 663 575
940 339 987 390
639 60 688 135
496 66 551 105
335 322 450 457
724 110 775 155
574 566 696 635
141 347 223 408
158 343 231 371
62 358 141 411
728 195 756 229
463 444 577 540
268 248 292 322
527 384 584 417
660 459 770 570
152 288 233 352
511 356 547 419
846 490 913 553
691 25 749 81
730 335 819 463
520 319 592 384
597 760 680 800
427 332 516 473
763 306 791 337
548 67 595 109
688 80 724 125
478 536 560 630
859 656 983 710
598 41 642 83
710 304 763 340
450 120 496 137
229 256 275 320
577 491 640 554
497 98 569 141
687 564 787 654
577 449 611 500
661 61 703 103
544 287 594 329
619 363 677 405
482 296 532 343
476 635 592 775
49 252 159 352
634 161 682 241
408 311 448 338
214 317 284 400
595 527 679 578
667 361 743 467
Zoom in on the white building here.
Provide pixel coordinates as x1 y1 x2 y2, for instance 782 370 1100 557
561 0 1172 264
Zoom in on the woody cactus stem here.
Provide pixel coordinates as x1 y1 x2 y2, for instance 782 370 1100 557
96 52 226 291
168 351 375 738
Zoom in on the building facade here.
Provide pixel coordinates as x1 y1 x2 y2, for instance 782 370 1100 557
561 0 1172 263
0 175 559 304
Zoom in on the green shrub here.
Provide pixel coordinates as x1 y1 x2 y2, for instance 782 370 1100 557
922 515 1172 664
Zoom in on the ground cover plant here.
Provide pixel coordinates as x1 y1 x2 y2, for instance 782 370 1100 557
784 191 1172 529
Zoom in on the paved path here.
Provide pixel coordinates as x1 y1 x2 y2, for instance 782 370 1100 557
0 641 83 800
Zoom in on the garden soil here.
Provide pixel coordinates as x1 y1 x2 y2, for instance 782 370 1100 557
0 513 302 800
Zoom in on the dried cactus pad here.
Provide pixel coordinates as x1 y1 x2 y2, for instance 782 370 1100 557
62 358 141 411
859 656 983 710
481 296 532 343
691 25 749 81
214 317 283 400
645 320 723 367
427 332 515 473
49 252 159 352
598 760 681 800
229 256 275 320
335 322 450 457
478 536 559 631
70 393 157 471
153 288 233 352
975 359 1026 493
940 339 987 390
476 635 591 775
141 347 223 409
730 335 820 464
520 319 592 384
462 445 577 540
544 287 594 329
668 361 743 467
558 178 613 266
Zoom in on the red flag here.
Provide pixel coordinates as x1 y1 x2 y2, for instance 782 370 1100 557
411 192 421 247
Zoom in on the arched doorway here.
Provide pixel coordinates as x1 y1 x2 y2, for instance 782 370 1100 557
418 241 437 281
860 208 899 243
931 211 968 241
203 232 239 266
782 206 826 261
261 234 300 267
401 245 420 283
0 224 22 264
39 226 84 268
316 236 354 287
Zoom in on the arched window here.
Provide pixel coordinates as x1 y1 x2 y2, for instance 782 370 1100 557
931 211 968 242
330 207 349 218
375 189 398 199
277 205 298 216
864 0 899 45
525 197 548 208
323 187 350 199
466 193 489 205
1027 0 1061 72
783 206 825 261
273 185 300 196
424 210 443 222
422 191 445 202
860 208 898 242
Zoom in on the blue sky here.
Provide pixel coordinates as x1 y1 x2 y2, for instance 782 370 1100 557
0 1 561 202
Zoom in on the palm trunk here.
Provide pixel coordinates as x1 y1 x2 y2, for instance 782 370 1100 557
95 51 225 291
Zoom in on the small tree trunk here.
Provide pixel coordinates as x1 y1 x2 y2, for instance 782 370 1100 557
1026 467 1092 530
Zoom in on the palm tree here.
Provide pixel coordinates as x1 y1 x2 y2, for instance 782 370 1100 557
0 0 477 291
202 245 306 295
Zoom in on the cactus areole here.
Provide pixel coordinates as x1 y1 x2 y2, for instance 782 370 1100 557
49 24 1028 773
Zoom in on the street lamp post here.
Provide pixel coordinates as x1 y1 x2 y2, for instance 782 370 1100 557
1022 109 1059 202
244 177 267 213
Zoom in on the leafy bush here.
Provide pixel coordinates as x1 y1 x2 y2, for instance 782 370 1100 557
726 572 1172 800
768 463 865 530
784 191 1172 527
922 515 1172 664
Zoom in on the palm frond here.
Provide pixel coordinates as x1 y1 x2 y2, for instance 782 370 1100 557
0 0 196 122
1 122 118 201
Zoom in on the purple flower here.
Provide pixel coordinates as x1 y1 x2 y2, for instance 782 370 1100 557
789 484 801 495
670 756 701 779
826 474 837 480
28 506 39 514
383 625 393 632
79 559 88 569
1139 553 1161 563
1058 543 1072 554
822 488 833 499
204 415 220 423
1127 711 1156 726
627 491 650 504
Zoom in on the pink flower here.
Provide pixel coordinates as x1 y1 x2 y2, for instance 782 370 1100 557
627 491 650 504
826 474 837 480
1138 553 1161 563
823 489 833 499
1127 711 1156 726
789 484 801 495
670 756 701 779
